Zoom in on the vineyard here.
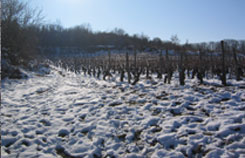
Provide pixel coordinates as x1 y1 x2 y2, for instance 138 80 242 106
46 41 245 87
1 56 245 157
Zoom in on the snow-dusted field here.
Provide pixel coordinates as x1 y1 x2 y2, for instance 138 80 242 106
1 66 245 158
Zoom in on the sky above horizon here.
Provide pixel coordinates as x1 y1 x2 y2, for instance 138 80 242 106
29 0 245 43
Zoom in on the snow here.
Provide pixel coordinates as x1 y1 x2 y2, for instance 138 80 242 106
157 133 180 149
1 65 245 158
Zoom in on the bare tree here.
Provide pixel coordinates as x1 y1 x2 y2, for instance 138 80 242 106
2 0 43 65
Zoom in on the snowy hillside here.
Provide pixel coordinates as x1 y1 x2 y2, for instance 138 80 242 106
1 65 245 158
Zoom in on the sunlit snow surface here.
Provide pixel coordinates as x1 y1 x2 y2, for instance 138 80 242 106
1 66 245 158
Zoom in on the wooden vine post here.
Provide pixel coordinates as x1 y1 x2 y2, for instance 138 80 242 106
179 50 185 85
126 51 131 83
221 40 227 86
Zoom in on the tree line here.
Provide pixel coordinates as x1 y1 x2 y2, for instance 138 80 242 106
2 0 245 62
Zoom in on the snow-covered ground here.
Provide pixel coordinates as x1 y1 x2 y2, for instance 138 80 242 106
1 66 245 158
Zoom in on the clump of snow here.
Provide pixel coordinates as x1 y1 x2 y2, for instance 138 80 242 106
157 133 180 149
108 100 123 107
151 149 184 158
2 137 19 147
143 117 160 128
58 129 70 137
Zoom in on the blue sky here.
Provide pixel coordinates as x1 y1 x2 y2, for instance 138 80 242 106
29 0 245 43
